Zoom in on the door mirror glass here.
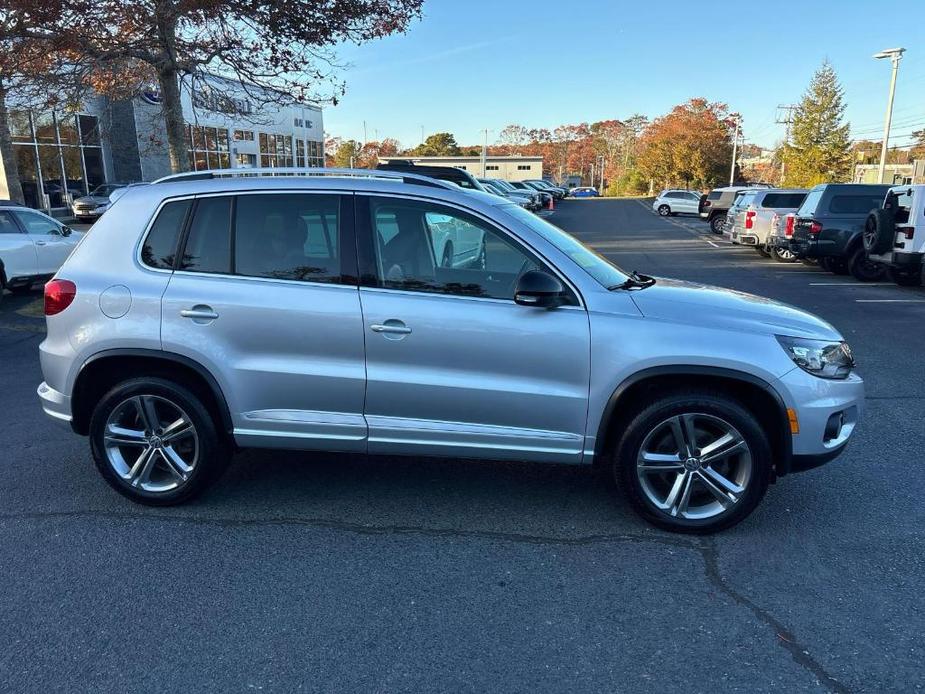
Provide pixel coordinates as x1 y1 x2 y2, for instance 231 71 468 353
59 225 72 237
514 270 566 308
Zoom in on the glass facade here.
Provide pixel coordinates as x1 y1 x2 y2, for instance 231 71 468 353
187 124 230 171
10 111 105 210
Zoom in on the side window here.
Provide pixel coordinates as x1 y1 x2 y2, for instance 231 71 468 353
234 193 341 283
180 197 232 273
141 200 191 269
367 197 548 301
0 211 21 234
13 210 60 235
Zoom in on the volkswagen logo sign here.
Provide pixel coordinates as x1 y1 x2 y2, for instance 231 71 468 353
141 86 162 105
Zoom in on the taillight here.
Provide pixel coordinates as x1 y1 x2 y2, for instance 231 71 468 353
745 210 756 230
785 215 795 237
902 227 915 239
809 221 823 235
703 200 711 208
44 279 76 316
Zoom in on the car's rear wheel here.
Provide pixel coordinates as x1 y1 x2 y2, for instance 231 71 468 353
657 204 671 216
614 392 771 533
770 246 796 263
89 377 229 505
710 215 726 234
848 247 886 282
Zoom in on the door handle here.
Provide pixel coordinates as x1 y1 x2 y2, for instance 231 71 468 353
35 241 47 246
370 321 412 335
180 306 219 321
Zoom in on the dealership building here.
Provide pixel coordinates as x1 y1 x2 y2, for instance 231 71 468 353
379 155 544 182
1 75 324 214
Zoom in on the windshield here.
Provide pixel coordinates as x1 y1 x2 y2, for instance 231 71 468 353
90 184 122 196
796 189 824 217
493 180 516 191
499 204 629 287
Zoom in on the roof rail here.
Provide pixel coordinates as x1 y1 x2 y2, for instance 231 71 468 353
151 166 457 190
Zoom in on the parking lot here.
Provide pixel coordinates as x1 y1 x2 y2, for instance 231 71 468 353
1 198 922 693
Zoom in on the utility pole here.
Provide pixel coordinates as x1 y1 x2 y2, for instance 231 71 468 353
874 48 905 183
420 125 425 145
480 128 489 177
729 115 740 186
776 104 797 181
363 120 367 145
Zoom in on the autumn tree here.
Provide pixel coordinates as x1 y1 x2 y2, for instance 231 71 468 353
411 132 460 156
331 139 361 168
496 124 530 154
637 98 734 189
780 61 852 187
51 0 423 173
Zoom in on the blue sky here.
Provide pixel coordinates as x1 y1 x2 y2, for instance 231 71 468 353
325 0 925 150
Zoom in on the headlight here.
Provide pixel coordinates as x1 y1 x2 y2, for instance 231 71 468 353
776 335 854 379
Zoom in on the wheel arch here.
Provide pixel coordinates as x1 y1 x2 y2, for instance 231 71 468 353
70 348 233 438
593 366 793 478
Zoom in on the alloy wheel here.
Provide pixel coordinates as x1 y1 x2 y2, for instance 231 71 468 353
636 413 752 520
103 395 200 493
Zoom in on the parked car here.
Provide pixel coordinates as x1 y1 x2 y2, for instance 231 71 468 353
729 189 808 256
700 185 772 234
0 206 82 297
766 212 800 263
863 184 925 286
488 179 543 211
38 167 863 533
524 179 566 200
570 187 600 198
653 189 702 217
478 179 536 211
376 160 488 192
71 183 135 223
507 180 553 206
789 183 892 281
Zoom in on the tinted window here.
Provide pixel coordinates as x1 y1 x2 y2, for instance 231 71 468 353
796 189 824 216
141 200 190 269
666 192 683 199
180 197 231 273
0 211 20 234
369 197 552 301
828 195 884 215
761 193 806 209
235 194 341 283
707 191 722 200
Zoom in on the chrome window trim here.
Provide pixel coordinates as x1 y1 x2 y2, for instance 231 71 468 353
357 191 586 310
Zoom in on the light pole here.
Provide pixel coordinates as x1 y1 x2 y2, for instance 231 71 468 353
729 114 740 186
874 47 905 184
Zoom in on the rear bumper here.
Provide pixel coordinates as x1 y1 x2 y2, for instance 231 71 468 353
37 381 73 427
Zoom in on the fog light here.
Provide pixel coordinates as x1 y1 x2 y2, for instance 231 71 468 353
824 412 845 442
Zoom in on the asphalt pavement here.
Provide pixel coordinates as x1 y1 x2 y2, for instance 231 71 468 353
1 199 922 693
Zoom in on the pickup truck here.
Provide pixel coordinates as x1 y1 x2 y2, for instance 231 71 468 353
0 206 82 300
789 183 892 281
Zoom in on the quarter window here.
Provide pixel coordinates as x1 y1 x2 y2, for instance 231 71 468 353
180 197 232 273
142 200 191 270
367 197 551 301
234 194 341 283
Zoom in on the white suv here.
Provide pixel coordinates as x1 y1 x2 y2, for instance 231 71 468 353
0 206 82 297
653 190 702 217
864 184 925 286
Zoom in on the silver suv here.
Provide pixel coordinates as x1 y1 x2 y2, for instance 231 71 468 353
37 169 864 533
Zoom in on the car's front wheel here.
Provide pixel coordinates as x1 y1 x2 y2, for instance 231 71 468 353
848 248 886 282
614 392 771 533
89 377 229 505
657 204 671 216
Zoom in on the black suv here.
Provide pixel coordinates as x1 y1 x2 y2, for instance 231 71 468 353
699 186 771 234
376 160 485 191
789 184 892 281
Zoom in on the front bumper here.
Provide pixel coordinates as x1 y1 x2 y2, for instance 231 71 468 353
37 381 73 427
72 206 104 218
775 367 864 473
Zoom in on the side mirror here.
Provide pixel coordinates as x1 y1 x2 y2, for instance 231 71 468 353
60 225 72 237
514 270 566 308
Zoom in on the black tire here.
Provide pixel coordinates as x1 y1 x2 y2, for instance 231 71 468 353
848 247 886 282
770 246 796 263
657 204 671 216
89 377 230 506
825 257 849 275
863 208 895 254
889 267 923 287
613 391 772 534
755 246 771 258
710 214 726 235
800 258 818 266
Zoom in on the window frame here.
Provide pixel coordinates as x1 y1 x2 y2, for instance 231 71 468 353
135 191 358 287
354 192 582 307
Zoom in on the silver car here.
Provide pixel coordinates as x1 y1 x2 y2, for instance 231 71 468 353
652 189 702 217
37 168 863 533
730 189 808 256
71 183 133 223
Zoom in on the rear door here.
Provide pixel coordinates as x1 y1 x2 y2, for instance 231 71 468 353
160 191 368 450
0 210 37 281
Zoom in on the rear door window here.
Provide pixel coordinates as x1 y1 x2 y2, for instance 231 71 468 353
761 193 806 209
179 197 232 273
141 199 191 269
707 190 722 200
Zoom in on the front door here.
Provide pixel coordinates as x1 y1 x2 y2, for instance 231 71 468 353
160 191 368 450
11 209 71 274
0 210 37 281
357 195 591 463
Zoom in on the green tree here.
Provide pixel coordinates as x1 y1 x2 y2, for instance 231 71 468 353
332 139 361 168
412 132 460 156
781 61 851 186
